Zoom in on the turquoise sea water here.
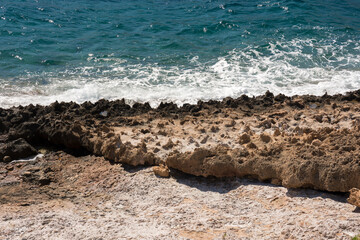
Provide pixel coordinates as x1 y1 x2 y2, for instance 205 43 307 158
1 0 360 107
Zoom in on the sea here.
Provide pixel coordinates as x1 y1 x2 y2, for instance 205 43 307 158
1 0 360 108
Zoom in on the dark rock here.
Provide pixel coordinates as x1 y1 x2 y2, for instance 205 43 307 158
0 138 37 161
210 126 219 133
274 94 287 102
257 119 274 129
200 135 209 144
288 99 305 109
158 102 178 112
260 133 271 143
3 156 11 163
0 120 6 133
247 142 257 149
162 139 174 150
9 122 40 141
239 133 251 144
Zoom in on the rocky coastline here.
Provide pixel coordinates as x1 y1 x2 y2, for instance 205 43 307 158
1 90 360 239
2 90 360 192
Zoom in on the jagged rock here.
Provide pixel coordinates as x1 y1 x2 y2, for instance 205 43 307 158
0 138 37 161
38 173 52 186
167 148 213 176
1 91 360 193
9 122 40 141
167 145 279 180
243 125 251 133
5 164 13 171
115 142 157 166
100 136 122 160
347 188 360 207
341 145 356 152
289 99 305 109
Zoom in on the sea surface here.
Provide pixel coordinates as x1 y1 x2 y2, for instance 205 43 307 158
1 0 360 108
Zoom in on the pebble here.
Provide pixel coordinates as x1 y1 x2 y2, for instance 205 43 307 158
3 156 11 163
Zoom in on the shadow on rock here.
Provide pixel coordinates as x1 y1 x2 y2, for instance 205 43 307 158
170 168 248 194
286 188 348 203
120 164 148 174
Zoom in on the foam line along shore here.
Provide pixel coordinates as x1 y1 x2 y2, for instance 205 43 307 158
1 0 360 108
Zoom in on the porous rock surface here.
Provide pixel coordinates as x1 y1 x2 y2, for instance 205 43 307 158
1 91 360 192
348 188 360 208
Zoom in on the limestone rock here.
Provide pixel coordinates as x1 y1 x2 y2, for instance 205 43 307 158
1 90 360 193
153 165 170 178
347 188 360 207
115 142 157 166
166 148 213 176
100 136 122 160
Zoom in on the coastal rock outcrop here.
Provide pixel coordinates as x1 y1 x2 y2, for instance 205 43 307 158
1 90 360 192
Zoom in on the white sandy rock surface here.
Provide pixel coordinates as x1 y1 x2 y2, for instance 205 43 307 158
0 153 359 240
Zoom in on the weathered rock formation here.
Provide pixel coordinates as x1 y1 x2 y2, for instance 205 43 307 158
1 90 360 192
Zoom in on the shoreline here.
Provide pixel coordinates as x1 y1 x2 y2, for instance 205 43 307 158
1 90 360 192
1 90 360 238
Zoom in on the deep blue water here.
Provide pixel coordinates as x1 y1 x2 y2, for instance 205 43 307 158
1 0 360 107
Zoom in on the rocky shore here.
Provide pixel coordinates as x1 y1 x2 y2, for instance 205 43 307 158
2 91 360 192
1 91 360 238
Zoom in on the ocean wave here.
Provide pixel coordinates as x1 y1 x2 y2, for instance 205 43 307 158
0 37 359 108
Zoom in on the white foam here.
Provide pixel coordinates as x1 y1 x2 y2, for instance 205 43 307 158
1 38 360 108
11 154 44 163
